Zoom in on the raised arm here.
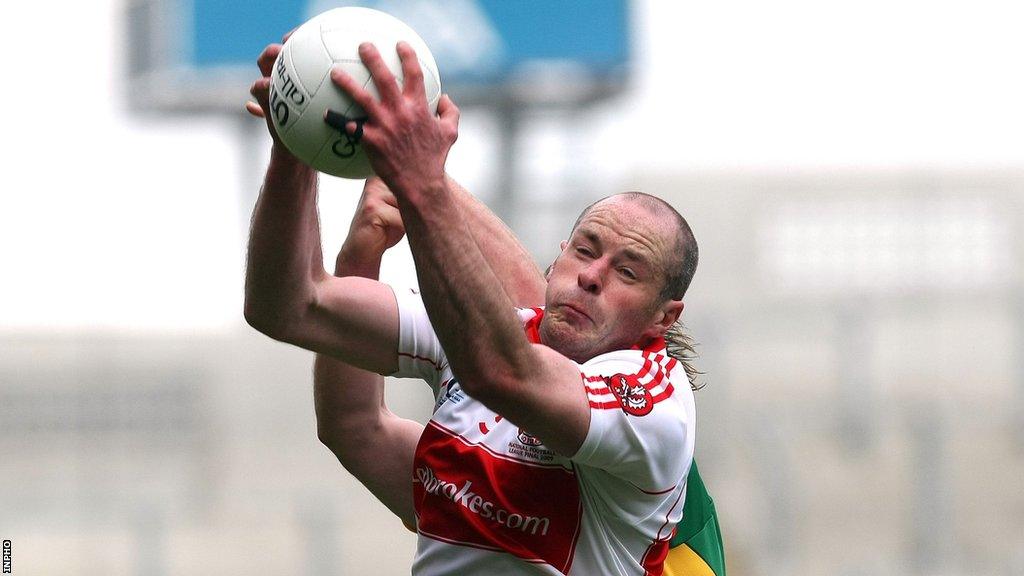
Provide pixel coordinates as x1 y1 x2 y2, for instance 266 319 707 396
243 43 545 371
243 42 400 374
313 178 423 528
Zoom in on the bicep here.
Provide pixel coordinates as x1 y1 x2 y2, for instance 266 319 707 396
283 276 400 375
488 251 546 308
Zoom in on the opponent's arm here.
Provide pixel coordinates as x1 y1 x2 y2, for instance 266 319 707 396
330 43 591 457
314 178 423 527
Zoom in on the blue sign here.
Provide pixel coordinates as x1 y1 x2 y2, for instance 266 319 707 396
135 0 626 109
186 0 630 94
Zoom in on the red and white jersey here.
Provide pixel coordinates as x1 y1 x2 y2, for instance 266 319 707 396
393 289 696 576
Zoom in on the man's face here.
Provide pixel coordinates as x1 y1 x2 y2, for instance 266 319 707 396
539 197 681 362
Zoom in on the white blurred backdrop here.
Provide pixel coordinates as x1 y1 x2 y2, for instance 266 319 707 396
1 0 1023 574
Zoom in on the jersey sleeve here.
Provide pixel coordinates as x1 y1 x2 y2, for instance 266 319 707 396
571 349 695 492
390 286 447 392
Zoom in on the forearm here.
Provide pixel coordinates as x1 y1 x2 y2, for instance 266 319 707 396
447 176 545 307
397 180 535 396
244 147 322 335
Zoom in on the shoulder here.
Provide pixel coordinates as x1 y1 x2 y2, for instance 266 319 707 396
580 348 690 419
572 347 695 491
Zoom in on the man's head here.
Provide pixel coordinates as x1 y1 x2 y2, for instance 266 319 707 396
539 192 699 363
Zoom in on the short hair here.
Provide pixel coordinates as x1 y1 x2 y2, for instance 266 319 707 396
571 192 699 302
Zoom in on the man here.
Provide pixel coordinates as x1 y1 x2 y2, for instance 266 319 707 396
245 37 721 574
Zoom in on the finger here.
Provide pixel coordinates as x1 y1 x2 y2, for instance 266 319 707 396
257 44 282 77
245 101 266 118
251 78 272 110
323 109 348 131
358 42 401 104
323 109 366 142
437 94 461 141
396 42 426 103
381 188 399 209
329 67 381 118
375 201 405 233
384 208 405 235
366 177 399 207
436 93 457 117
282 27 298 43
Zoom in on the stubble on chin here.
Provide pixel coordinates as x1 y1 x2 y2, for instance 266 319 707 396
540 316 594 364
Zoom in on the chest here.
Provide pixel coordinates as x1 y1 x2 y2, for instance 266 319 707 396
429 378 571 468
412 379 584 570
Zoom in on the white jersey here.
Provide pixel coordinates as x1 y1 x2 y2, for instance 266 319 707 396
393 289 696 576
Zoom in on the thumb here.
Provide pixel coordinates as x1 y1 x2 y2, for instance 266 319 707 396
437 94 460 142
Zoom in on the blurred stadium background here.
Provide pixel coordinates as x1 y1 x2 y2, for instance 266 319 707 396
2 0 1023 574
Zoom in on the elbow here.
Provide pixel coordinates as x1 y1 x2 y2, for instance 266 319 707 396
459 370 514 407
316 422 342 453
244 275 325 340
458 354 537 410
243 295 293 341
317 417 377 459
243 298 275 336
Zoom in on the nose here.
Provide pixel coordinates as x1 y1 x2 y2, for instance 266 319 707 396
578 260 604 294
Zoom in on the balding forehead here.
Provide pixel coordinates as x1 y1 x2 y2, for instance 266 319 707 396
596 195 679 231
609 192 672 214
572 192 684 244
575 201 676 268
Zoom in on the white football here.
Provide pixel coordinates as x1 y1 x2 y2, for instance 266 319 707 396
268 7 441 178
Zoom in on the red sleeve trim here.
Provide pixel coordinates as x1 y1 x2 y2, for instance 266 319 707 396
583 351 678 410
397 351 446 373
632 481 680 496
640 488 685 575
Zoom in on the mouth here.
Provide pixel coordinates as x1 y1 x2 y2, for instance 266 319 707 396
558 302 592 323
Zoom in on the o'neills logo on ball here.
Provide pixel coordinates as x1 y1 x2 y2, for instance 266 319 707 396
270 56 307 129
607 373 654 416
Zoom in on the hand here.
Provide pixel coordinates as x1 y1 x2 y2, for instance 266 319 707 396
328 42 460 197
246 29 298 149
337 177 406 269
246 43 284 143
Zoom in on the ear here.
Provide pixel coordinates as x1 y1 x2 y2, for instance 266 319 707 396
646 299 684 338
545 240 569 280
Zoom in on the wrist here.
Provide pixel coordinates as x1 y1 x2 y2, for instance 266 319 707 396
393 174 449 209
265 145 316 188
269 143 308 171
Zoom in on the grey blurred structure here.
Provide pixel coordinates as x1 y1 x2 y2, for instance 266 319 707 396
4 0 1024 573
2 164 1022 575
